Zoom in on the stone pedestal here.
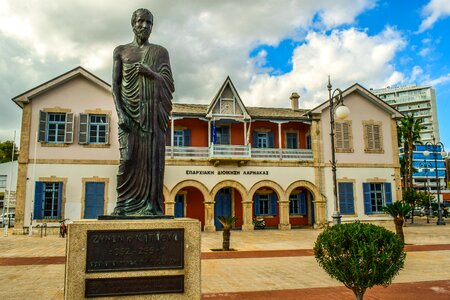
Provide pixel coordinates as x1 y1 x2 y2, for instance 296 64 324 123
64 218 201 299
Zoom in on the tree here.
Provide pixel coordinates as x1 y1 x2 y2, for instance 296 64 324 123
0 140 18 163
218 215 237 251
403 188 420 224
314 222 406 300
397 115 424 189
382 201 412 244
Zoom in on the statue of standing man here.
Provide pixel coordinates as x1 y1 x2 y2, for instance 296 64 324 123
111 8 174 216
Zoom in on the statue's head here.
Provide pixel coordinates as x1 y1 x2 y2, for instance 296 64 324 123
131 8 153 42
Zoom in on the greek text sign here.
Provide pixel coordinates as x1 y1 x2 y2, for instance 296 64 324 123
86 229 184 272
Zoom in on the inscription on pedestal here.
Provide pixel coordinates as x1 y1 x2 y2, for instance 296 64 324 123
85 275 184 297
86 229 184 272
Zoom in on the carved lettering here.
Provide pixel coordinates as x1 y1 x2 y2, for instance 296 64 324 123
86 229 184 272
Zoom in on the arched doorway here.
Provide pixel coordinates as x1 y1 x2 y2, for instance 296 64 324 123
175 187 205 228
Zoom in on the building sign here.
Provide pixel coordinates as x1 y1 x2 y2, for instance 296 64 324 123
185 170 269 176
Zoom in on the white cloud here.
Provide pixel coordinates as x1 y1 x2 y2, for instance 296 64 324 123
418 0 450 32
423 73 450 86
242 27 407 108
409 66 424 82
0 0 385 141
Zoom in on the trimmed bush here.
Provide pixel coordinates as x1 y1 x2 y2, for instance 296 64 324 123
314 221 406 300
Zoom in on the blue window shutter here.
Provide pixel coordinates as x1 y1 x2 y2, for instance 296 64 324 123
254 194 260 215
384 183 392 205
270 193 277 215
338 183 347 214
57 182 63 218
300 193 306 215
268 132 275 148
34 182 44 219
184 129 191 146
363 183 372 214
252 131 258 147
347 183 355 214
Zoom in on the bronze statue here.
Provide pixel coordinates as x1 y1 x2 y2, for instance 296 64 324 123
111 8 174 216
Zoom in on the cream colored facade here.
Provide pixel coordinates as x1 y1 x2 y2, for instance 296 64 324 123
12 67 403 233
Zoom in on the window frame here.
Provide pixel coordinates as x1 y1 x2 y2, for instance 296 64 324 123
285 131 299 149
46 113 66 143
88 114 108 144
338 182 355 215
0 175 6 188
363 120 384 153
38 110 73 145
363 182 392 214
79 113 110 146
335 120 353 153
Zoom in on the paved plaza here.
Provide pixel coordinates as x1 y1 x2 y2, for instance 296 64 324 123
0 219 449 299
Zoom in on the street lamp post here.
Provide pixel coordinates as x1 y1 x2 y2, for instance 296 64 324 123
327 77 350 225
424 136 446 225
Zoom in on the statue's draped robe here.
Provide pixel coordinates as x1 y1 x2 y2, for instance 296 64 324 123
113 44 174 215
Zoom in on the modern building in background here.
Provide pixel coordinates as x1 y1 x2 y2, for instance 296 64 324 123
372 85 440 144
402 145 446 200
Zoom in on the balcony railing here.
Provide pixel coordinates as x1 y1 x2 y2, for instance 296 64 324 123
166 145 313 161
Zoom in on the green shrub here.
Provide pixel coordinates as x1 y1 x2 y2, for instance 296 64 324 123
314 221 406 300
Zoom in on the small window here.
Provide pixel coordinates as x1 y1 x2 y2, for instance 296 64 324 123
286 132 298 149
335 121 352 152
89 115 107 144
257 132 268 148
34 181 63 219
363 121 383 153
47 113 66 143
252 131 274 148
38 111 73 144
254 192 277 216
289 193 306 215
79 113 110 145
259 194 270 215
0 175 6 188
363 182 392 214
338 182 355 215
213 126 230 145
306 133 311 150
174 130 185 146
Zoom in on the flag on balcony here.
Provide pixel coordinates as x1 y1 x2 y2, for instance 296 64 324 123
213 117 217 144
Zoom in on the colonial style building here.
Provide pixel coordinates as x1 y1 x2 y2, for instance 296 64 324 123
12 67 403 233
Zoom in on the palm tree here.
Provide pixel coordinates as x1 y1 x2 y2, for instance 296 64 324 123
218 215 237 251
382 201 412 244
398 115 424 189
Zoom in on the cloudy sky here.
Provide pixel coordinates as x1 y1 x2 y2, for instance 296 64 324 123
1 0 450 147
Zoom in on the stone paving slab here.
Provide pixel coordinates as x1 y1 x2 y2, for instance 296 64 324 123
0 219 449 299
202 280 450 300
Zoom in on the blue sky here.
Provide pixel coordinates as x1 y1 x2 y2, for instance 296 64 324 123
0 0 449 148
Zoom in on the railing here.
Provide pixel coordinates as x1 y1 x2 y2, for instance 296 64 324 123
166 145 313 161
209 144 250 159
166 146 209 159
251 148 313 160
